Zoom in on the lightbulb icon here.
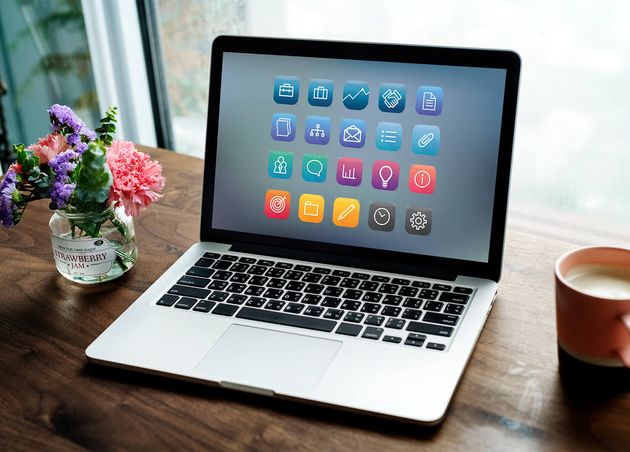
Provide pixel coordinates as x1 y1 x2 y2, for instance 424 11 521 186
378 165 393 188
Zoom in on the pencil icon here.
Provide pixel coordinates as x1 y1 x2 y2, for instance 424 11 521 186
337 204 356 221
333 198 360 228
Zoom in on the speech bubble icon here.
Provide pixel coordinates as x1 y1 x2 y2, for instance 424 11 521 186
306 159 323 177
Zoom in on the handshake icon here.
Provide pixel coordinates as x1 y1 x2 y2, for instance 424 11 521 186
381 88 403 109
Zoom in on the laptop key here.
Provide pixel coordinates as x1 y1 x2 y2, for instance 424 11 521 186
257 259 274 266
304 284 324 294
266 268 286 278
304 306 325 317
302 294 322 305
391 278 410 286
265 300 285 311
383 335 402 344
336 323 362 337
313 267 331 274
433 284 452 291
371 275 390 283
294 264 312 272
361 302 381 314
362 292 383 303
381 306 401 317
245 297 266 308
302 273 323 283
340 278 360 288
411 281 431 288
403 298 423 309
454 286 474 294
321 297 341 308
359 281 379 291
168 285 210 299
424 301 444 312
157 294 178 306
186 266 214 278
285 281 305 291
445 303 464 315
208 280 228 290
230 263 249 273
275 262 293 269
382 295 403 306
405 333 426 347
362 327 384 340
342 289 362 300
379 284 398 294
284 271 304 281
238 257 256 264
249 275 268 286
263 288 283 299
324 309 344 320
226 283 246 293
236 307 337 332
282 291 303 302
424 312 459 326
193 300 216 312
230 273 250 283
284 302 304 313
213 270 232 280
227 294 247 305
248 265 267 275
385 318 405 329
398 286 419 297
402 308 422 320
267 278 287 289
407 321 454 337
340 300 361 311
427 342 447 351
203 252 221 259
365 315 385 326
332 270 350 277
195 257 214 268
212 304 239 316
212 260 232 270
208 291 230 302
344 312 365 323
323 286 343 297
321 275 341 286
439 292 470 304
351 272 370 280
420 289 438 300
174 297 197 310
221 254 238 261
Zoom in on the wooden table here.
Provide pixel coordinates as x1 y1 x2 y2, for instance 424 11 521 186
1 147 628 451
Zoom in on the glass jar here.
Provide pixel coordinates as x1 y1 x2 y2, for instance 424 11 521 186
48 205 137 284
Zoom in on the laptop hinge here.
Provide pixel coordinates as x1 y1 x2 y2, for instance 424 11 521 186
229 242 457 281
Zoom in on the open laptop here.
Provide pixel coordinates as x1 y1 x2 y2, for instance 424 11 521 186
87 36 520 424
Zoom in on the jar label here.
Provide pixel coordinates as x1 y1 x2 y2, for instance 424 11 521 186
51 236 117 276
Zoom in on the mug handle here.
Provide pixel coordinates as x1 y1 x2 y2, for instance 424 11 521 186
617 314 630 367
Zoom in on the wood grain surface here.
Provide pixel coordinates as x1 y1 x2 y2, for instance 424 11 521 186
0 147 628 451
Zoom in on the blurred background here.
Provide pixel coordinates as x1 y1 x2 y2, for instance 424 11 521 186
0 0 628 241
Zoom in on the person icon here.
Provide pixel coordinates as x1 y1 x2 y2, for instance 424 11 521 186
273 156 287 175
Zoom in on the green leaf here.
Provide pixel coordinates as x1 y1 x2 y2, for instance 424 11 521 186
72 141 112 212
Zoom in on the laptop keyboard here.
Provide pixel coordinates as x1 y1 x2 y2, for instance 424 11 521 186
156 252 475 351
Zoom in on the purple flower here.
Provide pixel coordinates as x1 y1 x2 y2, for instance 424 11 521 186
49 149 79 209
0 169 18 227
48 104 95 153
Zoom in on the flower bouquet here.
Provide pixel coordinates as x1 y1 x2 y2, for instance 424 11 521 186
0 104 165 284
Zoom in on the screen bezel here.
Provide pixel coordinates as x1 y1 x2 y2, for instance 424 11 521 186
200 35 520 282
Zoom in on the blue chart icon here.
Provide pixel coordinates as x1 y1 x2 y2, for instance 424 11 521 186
308 79 334 107
304 116 331 145
271 113 296 142
342 81 369 110
274 76 299 104
378 84 406 113
375 122 402 151
412 124 440 155
416 86 443 115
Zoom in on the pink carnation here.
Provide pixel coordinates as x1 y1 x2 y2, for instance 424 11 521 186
27 133 68 164
106 140 165 216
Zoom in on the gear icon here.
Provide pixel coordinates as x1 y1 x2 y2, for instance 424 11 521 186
409 211 428 230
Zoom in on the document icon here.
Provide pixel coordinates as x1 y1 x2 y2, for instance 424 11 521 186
416 86 443 115
339 119 366 148
422 92 437 111
298 194 324 223
271 113 296 141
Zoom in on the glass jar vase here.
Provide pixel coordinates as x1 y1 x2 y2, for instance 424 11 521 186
48 205 137 284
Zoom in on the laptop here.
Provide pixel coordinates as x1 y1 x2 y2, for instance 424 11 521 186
87 36 520 424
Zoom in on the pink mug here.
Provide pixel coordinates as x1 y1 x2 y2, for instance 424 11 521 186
555 246 630 368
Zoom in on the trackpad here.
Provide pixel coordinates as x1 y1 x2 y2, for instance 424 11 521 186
195 325 342 394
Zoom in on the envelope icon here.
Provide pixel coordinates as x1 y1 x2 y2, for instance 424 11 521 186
343 125 362 143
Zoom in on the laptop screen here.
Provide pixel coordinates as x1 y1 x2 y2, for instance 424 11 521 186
211 49 508 265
